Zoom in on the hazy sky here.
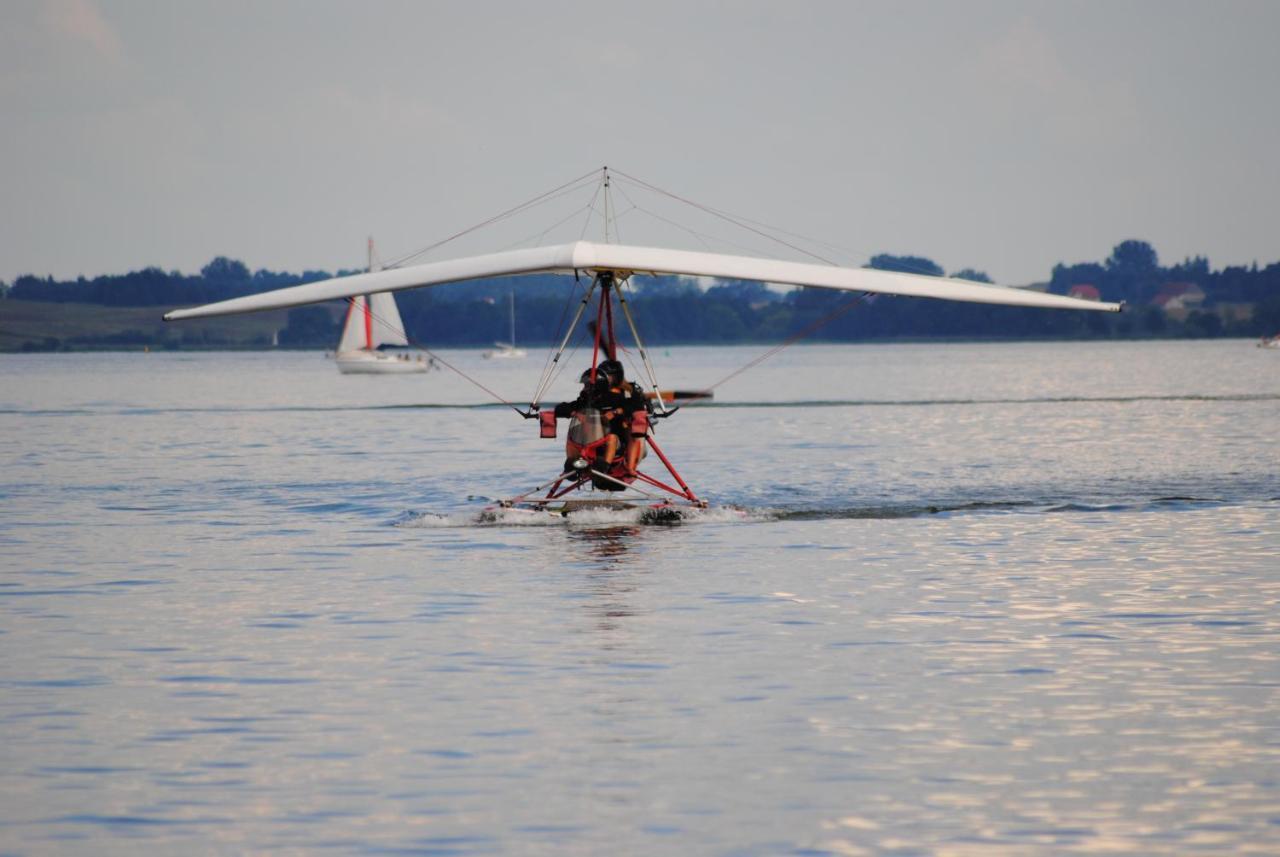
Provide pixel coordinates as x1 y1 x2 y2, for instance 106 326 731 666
3 0 1277 285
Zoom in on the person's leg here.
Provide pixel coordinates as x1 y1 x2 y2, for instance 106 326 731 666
625 437 642 474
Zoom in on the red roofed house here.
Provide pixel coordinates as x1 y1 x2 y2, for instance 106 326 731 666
1152 282 1205 311
1067 284 1101 302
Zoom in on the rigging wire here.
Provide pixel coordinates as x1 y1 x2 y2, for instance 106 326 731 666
705 293 872 392
531 277 593 406
578 177 606 239
542 322 593 399
384 168 602 269
627 176 854 261
578 173 606 240
615 186 771 257
612 170 952 279
352 297 529 415
604 168 621 244
500 201 596 252
611 170 837 265
577 203 598 240
531 275 584 402
673 199 950 279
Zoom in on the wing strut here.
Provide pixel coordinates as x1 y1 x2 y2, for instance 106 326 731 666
615 278 669 414
529 274 598 410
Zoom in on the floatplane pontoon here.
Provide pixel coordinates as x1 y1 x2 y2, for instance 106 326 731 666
165 168 1122 520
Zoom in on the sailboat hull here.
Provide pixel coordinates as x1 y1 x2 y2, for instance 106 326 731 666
482 346 527 359
335 350 431 374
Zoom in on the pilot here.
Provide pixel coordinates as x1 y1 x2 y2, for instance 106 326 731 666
554 368 608 476
554 367 605 418
553 361 648 478
596 359 647 475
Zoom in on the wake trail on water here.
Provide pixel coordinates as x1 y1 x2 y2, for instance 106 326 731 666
395 504 765 529
393 495 1266 529
14 393 1276 418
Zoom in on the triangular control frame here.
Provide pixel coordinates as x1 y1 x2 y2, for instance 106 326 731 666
498 271 706 511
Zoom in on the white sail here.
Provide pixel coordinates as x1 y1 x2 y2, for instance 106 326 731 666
335 237 412 353
336 293 408 351
166 241 1123 321
368 292 409 347
337 295 372 352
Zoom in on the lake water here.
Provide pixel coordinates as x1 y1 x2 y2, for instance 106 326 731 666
2 340 1278 855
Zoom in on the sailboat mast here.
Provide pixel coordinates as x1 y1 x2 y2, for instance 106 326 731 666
364 237 376 351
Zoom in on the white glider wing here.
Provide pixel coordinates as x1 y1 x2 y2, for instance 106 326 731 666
164 244 581 321
578 243 1122 312
163 240 1122 321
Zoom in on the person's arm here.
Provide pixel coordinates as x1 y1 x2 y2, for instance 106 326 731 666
554 391 585 419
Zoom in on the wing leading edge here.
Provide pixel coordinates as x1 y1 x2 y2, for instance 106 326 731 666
163 240 1122 321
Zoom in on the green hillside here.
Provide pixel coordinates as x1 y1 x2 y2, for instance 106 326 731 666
0 300 294 352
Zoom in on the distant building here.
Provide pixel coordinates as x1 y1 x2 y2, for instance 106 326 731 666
1214 302 1254 324
1152 282 1206 311
1067 284 1101 302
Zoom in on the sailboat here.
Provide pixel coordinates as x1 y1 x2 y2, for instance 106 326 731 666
482 291 527 359
333 239 433 374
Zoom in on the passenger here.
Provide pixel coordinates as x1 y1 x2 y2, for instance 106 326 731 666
595 359 647 475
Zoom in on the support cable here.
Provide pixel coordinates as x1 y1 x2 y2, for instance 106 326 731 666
501 202 597 252
706 293 873 392
530 278 599 407
615 279 669 413
621 199 773 258
613 170 949 279
578 178 606 239
531 274 585 403
611 170 836 265
349 297 529 416
385 168 602 269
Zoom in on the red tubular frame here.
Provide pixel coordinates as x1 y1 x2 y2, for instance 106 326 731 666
510 271 705 509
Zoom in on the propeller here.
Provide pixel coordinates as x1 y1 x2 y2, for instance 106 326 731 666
647 390 713 402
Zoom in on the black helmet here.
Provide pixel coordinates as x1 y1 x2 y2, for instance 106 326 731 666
599 359 624 383
578 367 594 384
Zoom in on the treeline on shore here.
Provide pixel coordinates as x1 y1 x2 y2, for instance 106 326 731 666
3 241 1278 352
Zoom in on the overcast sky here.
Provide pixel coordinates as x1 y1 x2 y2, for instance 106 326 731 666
3 0 1277 285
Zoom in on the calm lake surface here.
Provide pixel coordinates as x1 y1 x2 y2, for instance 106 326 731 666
2 340 1278 855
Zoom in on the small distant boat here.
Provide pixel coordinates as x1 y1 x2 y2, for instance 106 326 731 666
1258 334 1280 349
334 239 433 375
482 291 527 359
